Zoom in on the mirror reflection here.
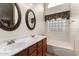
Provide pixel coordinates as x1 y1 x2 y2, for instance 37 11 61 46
13 4 18 27
0 4 18 28
0 3 21 31
28 12 35 28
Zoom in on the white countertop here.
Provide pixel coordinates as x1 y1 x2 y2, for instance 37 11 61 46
0 35 46 56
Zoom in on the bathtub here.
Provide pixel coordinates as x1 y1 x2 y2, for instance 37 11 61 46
47 40 75 56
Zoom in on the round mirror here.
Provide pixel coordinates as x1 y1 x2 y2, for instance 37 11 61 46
0 3 21 31
25 9 36 30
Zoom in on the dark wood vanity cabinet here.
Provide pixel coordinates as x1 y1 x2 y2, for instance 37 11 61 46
28 44 37 56
42 39 47 56
37 40 43 56
15 38 47 56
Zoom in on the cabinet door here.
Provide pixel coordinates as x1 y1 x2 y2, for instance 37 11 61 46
30 50 37 56
28 44 37 55
38 48 42 56
37 40 43 56
42 38 47 56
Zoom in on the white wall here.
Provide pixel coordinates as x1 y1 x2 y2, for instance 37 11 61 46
70 4 79 55
45 3 70 15
0 3 45 42
44 4 70 43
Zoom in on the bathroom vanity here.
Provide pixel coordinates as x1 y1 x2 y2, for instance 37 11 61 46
15 37 47 56
0 36 47 56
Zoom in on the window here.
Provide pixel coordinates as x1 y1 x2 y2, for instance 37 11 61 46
47 18 68 32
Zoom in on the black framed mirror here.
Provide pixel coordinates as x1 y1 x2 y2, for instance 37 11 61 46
0 3 21 31
25 9 36 30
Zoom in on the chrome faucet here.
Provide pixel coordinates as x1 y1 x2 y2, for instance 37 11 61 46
31 35 35 38
7 40 15 45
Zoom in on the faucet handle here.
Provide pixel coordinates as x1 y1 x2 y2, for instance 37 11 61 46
11 40 15 43
32 35 35 38
7 39 15 45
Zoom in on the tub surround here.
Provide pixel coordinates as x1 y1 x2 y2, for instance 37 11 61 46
0 35 47 56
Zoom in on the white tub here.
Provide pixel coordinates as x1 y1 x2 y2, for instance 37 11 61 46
47 40 74 56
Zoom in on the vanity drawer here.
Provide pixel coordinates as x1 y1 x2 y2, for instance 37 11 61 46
28 44 37 55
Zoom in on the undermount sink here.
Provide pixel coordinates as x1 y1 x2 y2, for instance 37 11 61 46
0 42 26 54
15 37 33 43
31 35 42 39
15 35 41 43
